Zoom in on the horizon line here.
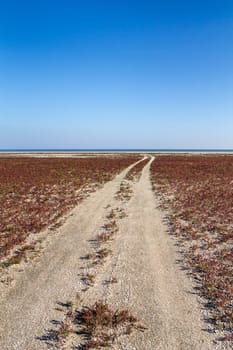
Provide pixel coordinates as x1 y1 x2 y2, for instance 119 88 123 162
0 148 233 152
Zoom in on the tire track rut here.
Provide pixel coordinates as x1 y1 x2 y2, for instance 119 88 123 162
0 158 143 350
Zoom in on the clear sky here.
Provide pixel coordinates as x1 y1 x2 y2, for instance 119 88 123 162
1 0 233 149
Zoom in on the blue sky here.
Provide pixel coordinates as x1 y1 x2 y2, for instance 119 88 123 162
1 0 233 149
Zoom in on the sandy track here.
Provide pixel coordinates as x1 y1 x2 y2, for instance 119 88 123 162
0 156 229 350
103 158 220 349
71 157 229 350
0 158 143 350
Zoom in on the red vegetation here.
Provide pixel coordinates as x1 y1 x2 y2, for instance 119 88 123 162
74 300 144 348
151 155 233 334
0 156 138 259
125 157 150 181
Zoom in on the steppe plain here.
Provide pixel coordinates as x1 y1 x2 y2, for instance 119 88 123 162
0 153 232 350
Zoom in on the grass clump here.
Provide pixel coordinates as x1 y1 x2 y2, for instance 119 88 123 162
75 300 146 349
2 250 25 267
96 232 114 244
83 273 96 286
57 321 72 339
97 248 112 259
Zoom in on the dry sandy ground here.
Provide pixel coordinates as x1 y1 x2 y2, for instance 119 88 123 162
0 156 230 350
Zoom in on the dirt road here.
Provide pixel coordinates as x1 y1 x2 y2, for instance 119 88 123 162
0 156 229 349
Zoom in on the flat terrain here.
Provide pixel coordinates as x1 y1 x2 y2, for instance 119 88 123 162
151 155 233 336
0 155 232 349
0 155 137 259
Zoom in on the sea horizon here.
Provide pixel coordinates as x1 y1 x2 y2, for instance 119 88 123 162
0 149 233 153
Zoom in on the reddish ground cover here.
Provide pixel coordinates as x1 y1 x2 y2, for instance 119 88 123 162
125 157 150 181
151 155 233 337
0 156 138 259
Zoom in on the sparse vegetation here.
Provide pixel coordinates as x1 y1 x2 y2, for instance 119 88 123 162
96 231 114 243
106 209 117 220
83 273 96 286
57 321 73 339
102 220 118 232
105 277 118 284
125 157 150 181
82 252 96 260
116 208 128 219
1 252 24 267
97 248 112 259
0 156 138 261
65 300 74 308
151 155 233 337
44 300 146 349
74 300 146 349
115 181 133 201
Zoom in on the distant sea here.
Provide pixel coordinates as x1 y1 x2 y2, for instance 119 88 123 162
0 149 233 153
